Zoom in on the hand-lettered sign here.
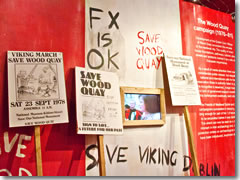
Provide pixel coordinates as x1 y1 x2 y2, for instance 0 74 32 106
85 0 183 88
85 116 190 176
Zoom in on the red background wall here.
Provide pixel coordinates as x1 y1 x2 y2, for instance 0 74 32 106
0 0 86 176
0 0 235 176
180 0 235 176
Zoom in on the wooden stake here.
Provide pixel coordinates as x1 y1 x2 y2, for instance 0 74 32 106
97 135 106 176
34 126 43 176
184 106 200 176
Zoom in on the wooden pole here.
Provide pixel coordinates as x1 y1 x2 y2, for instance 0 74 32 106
34 126 43 176
97 135 106 176
184 106 200 176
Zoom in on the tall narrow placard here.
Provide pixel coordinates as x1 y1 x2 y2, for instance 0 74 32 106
163 55 201 176
7 51 69 176
75 67 123 135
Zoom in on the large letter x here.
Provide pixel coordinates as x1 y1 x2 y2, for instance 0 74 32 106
108 11 119 29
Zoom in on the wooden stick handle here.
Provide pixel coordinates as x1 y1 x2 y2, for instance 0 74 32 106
184 106 200 176
97 135 106 176
34 126 43 176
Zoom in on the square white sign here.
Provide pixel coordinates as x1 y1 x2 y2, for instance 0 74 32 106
75 67 123 135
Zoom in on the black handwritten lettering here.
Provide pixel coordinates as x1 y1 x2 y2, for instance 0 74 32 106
139 146 149 163
138 146 178 166
89 7 103 29
158 147 161 164
162 150 169 166
199 163 220 176
117 147 128 163
87 49 104 69
199 163 205 176
97 32 112 47
106 145 118 164
108 49 119 69
170 151 177 166
102 33 112 47
183 155 192 171
108 11 119 29
214 163 220 176
86 144 98 171
149 147 156 164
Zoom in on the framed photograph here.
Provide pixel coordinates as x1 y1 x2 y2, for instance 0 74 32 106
120 87 166 127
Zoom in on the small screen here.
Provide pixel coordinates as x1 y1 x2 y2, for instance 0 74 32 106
124 94 161 120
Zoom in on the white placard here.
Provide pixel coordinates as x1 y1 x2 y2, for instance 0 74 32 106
165 55 201 106
86 115 190 176
75 67 123 135
8 51 69 127
84 0 190 176
85 0 182 88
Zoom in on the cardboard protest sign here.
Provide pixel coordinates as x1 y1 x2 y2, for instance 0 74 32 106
165 55 201 106
8 51 69 127
75 67 123 135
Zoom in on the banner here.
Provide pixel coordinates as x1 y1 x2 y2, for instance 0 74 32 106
179 1 235 176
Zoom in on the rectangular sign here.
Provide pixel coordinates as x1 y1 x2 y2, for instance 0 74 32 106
84 0 190 176
8 51 69 127
179 0 235 176
75 67 123 135
165 55 201 106
85 0 183 88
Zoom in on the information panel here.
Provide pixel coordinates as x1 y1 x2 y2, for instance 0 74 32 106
180 1 235 176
